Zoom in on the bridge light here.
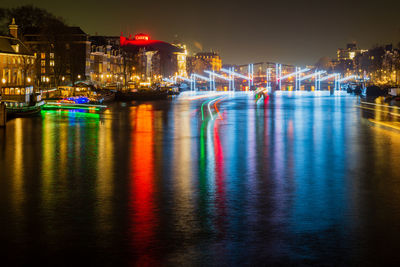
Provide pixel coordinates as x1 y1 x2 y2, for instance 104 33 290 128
278 68 310 81
338 75 356 82
193 74 210 81
176 75 192 82
299 71 327 81
318 73 339 82
221 68 250 80
204 71 230 81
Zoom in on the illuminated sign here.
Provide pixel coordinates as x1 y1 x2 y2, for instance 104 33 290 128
135 34 150 41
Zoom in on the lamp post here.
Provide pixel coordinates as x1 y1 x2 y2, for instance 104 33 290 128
0 78 6 127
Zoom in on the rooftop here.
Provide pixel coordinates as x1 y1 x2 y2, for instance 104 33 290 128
0 36 32 56
120 34 183 53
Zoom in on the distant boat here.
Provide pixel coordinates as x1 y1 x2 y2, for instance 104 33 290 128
388 88 400 97
361 85 385 98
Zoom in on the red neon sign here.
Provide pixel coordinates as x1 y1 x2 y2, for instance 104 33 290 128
120 33 165 47
135 34 149 41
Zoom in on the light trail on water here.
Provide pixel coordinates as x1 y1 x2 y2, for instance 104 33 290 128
207 97 225 120
179 92 228 101
200 96 226 121
368 119 400 131
360 101 400 111
214 98 225 120
355 105 400 117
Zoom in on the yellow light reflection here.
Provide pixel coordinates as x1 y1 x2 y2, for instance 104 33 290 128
172 102 194 237
12 119 24 216
97 109 114 233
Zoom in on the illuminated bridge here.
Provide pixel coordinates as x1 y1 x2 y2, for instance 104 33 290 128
164 63 366 94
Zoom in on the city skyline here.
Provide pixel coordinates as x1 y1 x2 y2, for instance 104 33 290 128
3 0 400 65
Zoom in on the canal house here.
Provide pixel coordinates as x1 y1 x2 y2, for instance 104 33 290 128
0 19 37 108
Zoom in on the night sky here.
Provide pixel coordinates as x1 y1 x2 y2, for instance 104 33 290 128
3 0 400 65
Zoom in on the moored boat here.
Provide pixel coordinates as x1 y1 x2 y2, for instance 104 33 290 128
4 100 45 117
0 85 44 118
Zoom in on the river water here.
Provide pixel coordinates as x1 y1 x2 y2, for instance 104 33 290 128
1 92 400 265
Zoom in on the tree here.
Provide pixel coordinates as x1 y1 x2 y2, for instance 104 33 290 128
0 6 69 89
0 5 66 39
315 57 332 71
18 54 34 89
68 42 83 94
0 8 7 35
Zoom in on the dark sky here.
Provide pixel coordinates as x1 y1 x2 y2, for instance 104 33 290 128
3 0 400 65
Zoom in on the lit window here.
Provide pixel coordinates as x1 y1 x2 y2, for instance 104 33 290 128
50 53 54 59
41 53 46 59
50 60 55 67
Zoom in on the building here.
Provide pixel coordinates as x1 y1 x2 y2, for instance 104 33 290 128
187 52 222 75
120 33 187 82
334 42 368 75
338 43 359 61
88 36 124 89
23 26 91 89
0 19 35 101
381 45 400 85
173 43 188 78
353 44 400 85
